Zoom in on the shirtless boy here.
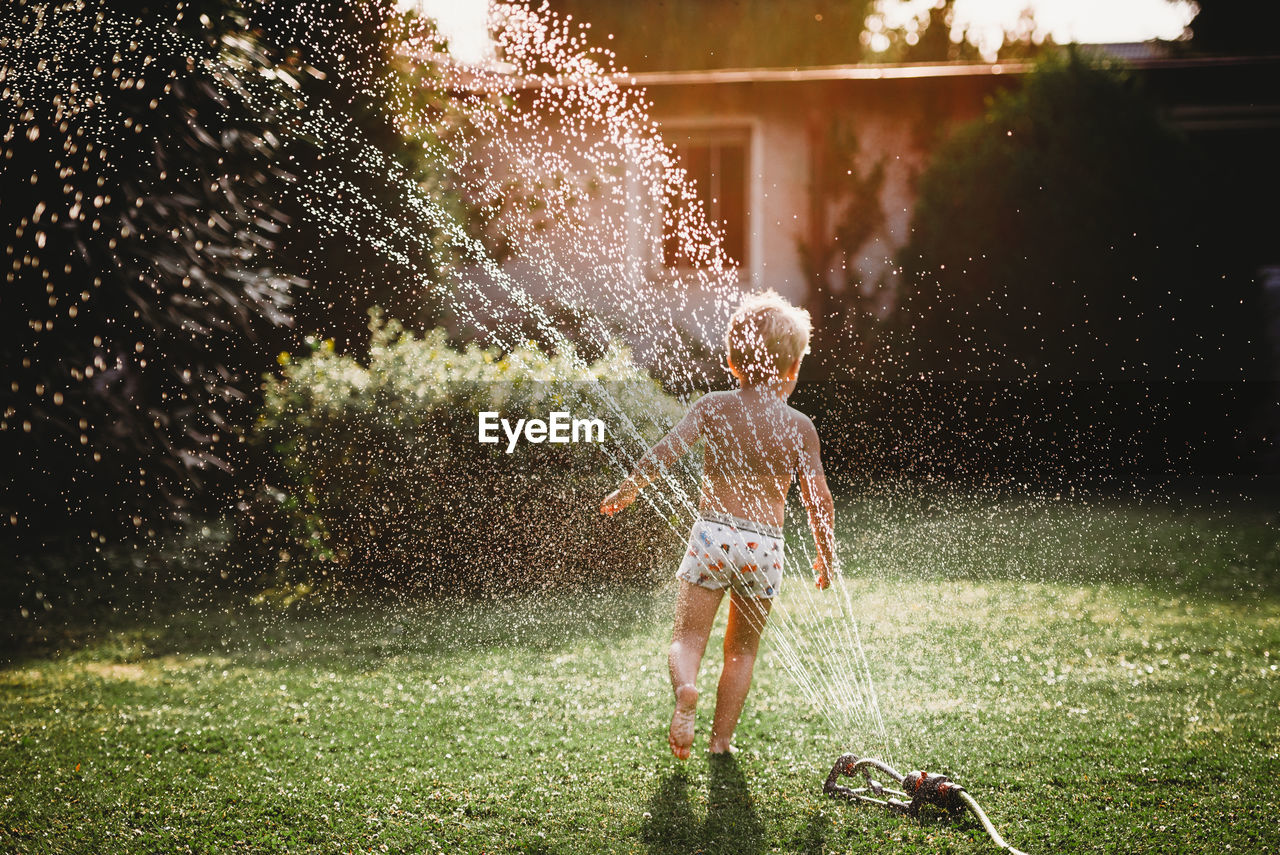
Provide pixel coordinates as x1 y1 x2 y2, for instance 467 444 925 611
601 290 837 758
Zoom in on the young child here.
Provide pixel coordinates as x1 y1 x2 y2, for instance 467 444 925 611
601 290 836 758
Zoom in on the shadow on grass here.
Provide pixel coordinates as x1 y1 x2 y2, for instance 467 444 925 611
642 755 766 855
2 567 671 671
2 512 678 669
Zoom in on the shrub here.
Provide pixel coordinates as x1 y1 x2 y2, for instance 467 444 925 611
878 50 1272 483
896 50 1262 382
0 1 303 548
249 312 690 596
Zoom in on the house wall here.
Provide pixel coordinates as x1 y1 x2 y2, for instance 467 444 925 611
642 73 1007 322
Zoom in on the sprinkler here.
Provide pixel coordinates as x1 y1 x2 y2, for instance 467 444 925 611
824 754 1030 855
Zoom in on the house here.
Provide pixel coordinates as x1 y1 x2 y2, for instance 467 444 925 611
626 49 1280 324
440 37 1279 382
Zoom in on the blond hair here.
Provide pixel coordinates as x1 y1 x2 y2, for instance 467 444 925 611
725 289 811 385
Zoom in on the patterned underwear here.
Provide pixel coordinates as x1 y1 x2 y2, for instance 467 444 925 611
675 511 785 599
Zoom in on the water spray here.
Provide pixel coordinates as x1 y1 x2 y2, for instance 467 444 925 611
824 753 1030 855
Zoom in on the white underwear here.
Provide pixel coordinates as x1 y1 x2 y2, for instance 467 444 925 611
675 512 784 599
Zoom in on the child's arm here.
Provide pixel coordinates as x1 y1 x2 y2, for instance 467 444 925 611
797 415 836 589
600 398 705 516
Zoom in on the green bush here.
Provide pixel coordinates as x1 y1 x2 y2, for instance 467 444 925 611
249 312 690 596
895 50 1261 381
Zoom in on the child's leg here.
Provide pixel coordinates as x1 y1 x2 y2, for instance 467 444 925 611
708 590 773 754
668 580 723 759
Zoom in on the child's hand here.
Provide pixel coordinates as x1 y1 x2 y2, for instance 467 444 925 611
600 483 637 516
813 555 832 590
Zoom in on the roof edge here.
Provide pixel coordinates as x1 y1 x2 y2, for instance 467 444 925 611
610 53 1280 87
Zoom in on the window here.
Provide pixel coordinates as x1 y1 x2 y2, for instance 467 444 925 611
663 132 749 269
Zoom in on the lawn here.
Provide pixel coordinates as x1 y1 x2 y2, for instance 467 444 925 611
2 494 1277 853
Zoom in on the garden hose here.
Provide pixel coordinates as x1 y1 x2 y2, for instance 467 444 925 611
824 753 1030 855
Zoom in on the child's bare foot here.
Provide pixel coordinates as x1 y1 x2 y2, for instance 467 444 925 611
668 683 698 759
707 740 737 755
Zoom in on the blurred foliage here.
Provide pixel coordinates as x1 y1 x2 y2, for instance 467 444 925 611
547 0 1053 70
1 0 487 552
867 0 1049 63
1 0 306 546
866 0 980 62
244 0 489 345
543 0 876 70
894 49 1266 383
790 50 1278 486
246 312 687 597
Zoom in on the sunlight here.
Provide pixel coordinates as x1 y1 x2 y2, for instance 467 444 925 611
874 0 1197 60
400 0 494 63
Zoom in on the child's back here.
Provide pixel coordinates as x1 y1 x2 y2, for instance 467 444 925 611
601 289 836 759
691 388 814 530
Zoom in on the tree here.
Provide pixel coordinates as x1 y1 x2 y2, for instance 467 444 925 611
0 0 479 550
542 1 877 70
245 0 480 346
1 0 304 546
895 50 1264 383
864 0 1049 63
865 0 980 62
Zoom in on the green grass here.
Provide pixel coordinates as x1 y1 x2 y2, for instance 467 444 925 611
2 496 1278 853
